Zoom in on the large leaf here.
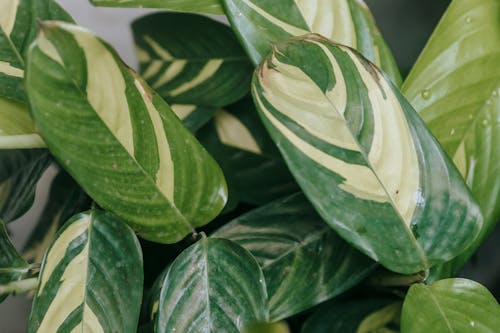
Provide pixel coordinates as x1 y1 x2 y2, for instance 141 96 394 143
197 98 299 209
0 219 29 302
133 12 253 107
28 210 143 333
222 0 401 85
213 193 377 321
402 0 500 279
251 34 482 274
90 0 223 15
152 237 268 333
401 278 500 333
25 22 227 243
302 298 401 333
171 104 216 133
0 149 51 223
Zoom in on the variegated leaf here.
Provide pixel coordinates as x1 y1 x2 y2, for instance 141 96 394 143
28 211 143 333
222 0 401 85
0 149 51 223
171 104 216 132
25 22 227 243
90 0 223 15
212 193 378 321
244 322 290 333
153 237 268 333
251 34 482 274
402 0 500 280
0 97 44 148
133 12 253 107
197 98 299 209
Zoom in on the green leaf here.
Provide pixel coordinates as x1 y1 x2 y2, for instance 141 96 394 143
402 0 500 279
23 171 91 264
222 0 401 85
251 34 482 274
244 322 290 333
0 149 51 223
401 278 500 333
0 219 29 302
90 0 224 15
28 210 143 333
302 298 401 333
153 237 268 333
213 193 377 321
25 22 227 244
171 104 216 133
133 12 253 107
197 98 299 208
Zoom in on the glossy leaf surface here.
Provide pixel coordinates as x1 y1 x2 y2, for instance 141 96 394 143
402 0 500 279
154 237 268 333
90 0 223 15
133 12 252 107
401 278 500 333
222 0 401 85
28 211 143 333
25 22 227 243
213 193 377 320
251 34 482 274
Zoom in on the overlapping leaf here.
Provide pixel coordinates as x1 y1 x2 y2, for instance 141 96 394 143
25 22 227 243
152 237 268 333
402 0 500 279
170 104 216 133
401 279 500 333
222 0 401 85
90 0 223 15
251 34 482 274
133 12 253 107
213 193 377 320
0 97 45 148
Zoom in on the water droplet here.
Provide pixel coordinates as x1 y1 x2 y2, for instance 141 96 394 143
450 128 456 136
468 114 474 120
482 119 490 127
492 90 498 97
486 99 492 105
470 321 475 327
421 89 431 99
466 17 472 23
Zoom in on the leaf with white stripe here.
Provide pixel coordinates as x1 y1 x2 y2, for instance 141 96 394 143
0 97 45 148
25 22 227 244
28 210 143 333
252 34 482 274
222 0 401 85
90 0 223 15
153 237 268 333
133 12 253 107
402 0 500 280
212 193 378 321
197 98 299 208
171 104 216 132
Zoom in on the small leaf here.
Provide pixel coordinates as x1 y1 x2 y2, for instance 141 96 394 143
222 0 401 84
213 193 377 320
28 210 144 333
133 12 253 107
251 34 482 274
90 0 224 15
25 22 227 243
171 104 216 133
153 237 268 333
401 278 500 333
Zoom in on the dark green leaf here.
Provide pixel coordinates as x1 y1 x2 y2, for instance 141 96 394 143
171 104 216 133
90 0 223 15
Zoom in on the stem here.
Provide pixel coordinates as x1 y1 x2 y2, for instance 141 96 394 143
0 278 38 296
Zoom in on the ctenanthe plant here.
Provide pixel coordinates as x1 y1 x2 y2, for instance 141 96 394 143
0 0 499 332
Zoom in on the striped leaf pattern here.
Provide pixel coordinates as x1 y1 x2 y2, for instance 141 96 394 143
402 0 500 279
171 104 216 133
133 12 253 107
212 193 378 321
222 0 401 85
251 34 482 274
0 97 45 148
25 22 227 244
28 211 143 333
153 237 268 333
91 0 223 15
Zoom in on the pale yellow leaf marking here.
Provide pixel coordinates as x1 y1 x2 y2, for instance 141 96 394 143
151 301 159 320
356 302 402 333
23 213 60 263
144 35 174 61
134 79 174 201
453 141 467 178
171 104 197 120
214 110 262 155
142 60 162 80
0 134 45 149
73 29 135 156
168 59 223 97
37 33 64 65
349 48 420 225
136 47 151 63
152 60 187 88
240 0 308 36
38 216 89 294
0 61 23 77
70 305 105 333
0 0 19 36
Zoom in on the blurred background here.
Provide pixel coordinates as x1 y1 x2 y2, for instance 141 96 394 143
2 0 500 332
